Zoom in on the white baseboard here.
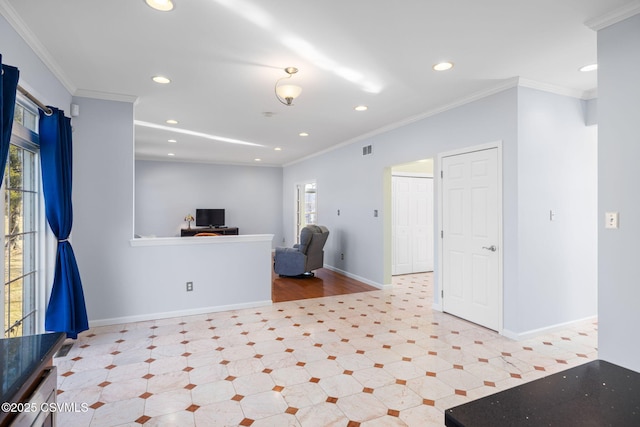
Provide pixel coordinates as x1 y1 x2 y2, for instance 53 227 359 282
89 300 273 328
502 315 598 341
322 265 391 290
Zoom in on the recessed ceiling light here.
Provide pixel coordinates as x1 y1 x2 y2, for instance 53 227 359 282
254 158 262 162
168 139 177 143
152 76 171 84
354 105 368 111
167 153 175 156
274 147 282 151
579 64 598 72
433 62 454 71
299 132 309 137
144 0 174 12
166 119 178 124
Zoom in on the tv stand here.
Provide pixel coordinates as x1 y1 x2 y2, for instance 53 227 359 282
181 226 238 236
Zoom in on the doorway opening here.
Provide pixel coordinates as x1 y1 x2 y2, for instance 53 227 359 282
390 159 435 277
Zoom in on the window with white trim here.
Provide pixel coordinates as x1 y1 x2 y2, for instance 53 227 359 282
2 103 41 337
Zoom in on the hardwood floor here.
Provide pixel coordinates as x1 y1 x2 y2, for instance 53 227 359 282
272 268 378 303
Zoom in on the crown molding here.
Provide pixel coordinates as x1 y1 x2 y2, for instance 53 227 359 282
0 0 76 94
284 77 594 167
74 89 139 104
517 77 591 99
586 0 640 31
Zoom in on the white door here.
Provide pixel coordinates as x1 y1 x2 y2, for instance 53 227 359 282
441 148 500 331
392 176 434 275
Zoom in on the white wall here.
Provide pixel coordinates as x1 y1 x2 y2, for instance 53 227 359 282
514 87 598 334
70 97 274 324
283 88 519 299
597 13 640 372
283 86 598 337
135 160 283 242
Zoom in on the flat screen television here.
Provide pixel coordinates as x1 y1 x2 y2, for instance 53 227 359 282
195 208 225 227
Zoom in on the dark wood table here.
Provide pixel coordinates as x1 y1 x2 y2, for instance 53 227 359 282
445 360 640 427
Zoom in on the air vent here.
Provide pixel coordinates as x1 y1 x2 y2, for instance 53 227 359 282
362 145 373 156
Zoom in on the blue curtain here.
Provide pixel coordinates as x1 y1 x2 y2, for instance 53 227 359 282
0 54 20 184
40 107 88 339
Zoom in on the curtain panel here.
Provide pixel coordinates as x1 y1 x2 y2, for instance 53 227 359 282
0 54 20 184
40 107 88 339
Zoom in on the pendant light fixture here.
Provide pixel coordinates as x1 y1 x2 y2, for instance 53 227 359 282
275 67 302 106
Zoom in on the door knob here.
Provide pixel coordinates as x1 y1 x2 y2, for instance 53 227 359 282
482 245 497 252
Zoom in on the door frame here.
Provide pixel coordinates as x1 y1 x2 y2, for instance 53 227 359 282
436 141 504 333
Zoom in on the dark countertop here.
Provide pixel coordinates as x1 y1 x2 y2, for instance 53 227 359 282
445 360 640 427
0 332 66 424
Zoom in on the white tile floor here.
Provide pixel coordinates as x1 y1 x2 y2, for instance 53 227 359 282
54 273 598 426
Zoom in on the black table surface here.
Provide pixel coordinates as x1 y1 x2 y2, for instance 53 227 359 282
0 332 66 404
445 360 640 427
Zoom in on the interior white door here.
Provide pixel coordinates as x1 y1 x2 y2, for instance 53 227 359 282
441 148 500 331
392 177 412 275
392 176 434 275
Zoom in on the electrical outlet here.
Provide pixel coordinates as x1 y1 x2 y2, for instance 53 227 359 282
186 281 193 292
605 212 619 229
341 253 344 260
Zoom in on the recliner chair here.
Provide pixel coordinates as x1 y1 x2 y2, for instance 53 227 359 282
274 225 329 277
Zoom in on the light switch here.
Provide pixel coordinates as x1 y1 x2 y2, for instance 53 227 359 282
605 212 619 229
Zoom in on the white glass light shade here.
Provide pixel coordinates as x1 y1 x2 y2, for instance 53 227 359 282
276 84 302 104
145 0 174 12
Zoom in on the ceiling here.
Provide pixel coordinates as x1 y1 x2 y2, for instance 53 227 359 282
0 0 633 166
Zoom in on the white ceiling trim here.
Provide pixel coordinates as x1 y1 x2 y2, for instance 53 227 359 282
0 0 76 94
74 89 139 104
517 78 591 99
284 77 522 167
283 76 591 168
586 0 640 30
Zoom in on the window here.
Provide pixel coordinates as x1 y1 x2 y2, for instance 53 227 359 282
295 181 317 242
3 103 41 338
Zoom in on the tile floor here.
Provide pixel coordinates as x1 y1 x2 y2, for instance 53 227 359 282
54 273 598 426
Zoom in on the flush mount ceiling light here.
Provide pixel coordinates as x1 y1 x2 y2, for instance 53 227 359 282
299 132 309 137
354 105 368 111
145 0 174 11
152 75 171 84
579 63 598 72
168 139 177 143
275 67 302 106
433 61 454 71
166 119 178 124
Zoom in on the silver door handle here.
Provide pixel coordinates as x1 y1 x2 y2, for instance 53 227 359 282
482 245 497 252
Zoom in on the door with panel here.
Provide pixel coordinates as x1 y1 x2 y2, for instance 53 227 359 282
441 148 500 331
